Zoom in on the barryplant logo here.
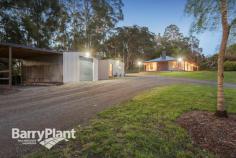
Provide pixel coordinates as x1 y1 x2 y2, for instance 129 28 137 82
12 128 76 149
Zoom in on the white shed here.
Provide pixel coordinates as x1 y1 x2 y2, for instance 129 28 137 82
63 52 98 83
98 59 124 80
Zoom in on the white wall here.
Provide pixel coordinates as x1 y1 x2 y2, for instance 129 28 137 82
98 59 124 80
93 58 98 81
108 59 124 77
63 52 80 83
98 60 109 80
63 52 98 83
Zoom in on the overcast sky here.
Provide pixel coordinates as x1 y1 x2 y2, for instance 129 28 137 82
118 0 222 56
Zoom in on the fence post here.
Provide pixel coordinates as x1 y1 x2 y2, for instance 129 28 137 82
9 47 12 88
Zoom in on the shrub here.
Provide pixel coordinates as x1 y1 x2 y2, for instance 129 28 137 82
224 61 236 71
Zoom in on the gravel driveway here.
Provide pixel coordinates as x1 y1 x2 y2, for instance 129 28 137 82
0 75 235 158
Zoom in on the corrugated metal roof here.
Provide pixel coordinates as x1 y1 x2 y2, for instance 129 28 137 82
144 56 176 62
0 42 62 59
0 43 60 53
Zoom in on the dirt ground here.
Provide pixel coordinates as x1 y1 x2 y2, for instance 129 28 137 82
1 75 236 158
177 111 236 158
0 86 20 95
0 76 181 158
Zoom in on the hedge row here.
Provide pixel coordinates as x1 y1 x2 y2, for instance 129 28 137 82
224 61 236 71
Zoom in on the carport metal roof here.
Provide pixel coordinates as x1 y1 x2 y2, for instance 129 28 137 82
0 43 62 59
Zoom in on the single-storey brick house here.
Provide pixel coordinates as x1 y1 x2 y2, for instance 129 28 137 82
144 53 198 72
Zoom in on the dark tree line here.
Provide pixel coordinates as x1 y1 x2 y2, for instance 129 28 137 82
104 24 204 70
104 25 156 70
156 24 203 62
199 43 236 71
0 0 124 51
0 1 204 71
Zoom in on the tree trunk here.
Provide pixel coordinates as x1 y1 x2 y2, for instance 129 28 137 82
126 44 130 71
215 0 230 117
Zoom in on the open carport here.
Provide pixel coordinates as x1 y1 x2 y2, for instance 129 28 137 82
0 43 100 88
0 43 63 87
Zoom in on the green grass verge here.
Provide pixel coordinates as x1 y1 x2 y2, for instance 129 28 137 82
26 84 236 158
144 71 236 84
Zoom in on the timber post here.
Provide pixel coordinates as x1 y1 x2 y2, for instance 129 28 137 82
9 47 12 88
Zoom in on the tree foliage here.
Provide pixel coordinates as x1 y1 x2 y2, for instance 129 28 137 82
163 24 184 42
0 0 66 48
0 0 124 51
156 24 202 63
226 43 236 56
104 25 156 70
185 0 236 117
103 24 204 71
0 1 206 72
64 0 123 52
185 0 236 35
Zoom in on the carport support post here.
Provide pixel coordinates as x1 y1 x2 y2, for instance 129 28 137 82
9 47 12 88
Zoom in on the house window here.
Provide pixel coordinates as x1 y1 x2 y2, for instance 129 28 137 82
150 63 153 70
172 61 177 68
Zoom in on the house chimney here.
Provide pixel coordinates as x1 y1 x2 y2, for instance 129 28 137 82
161 51 166 59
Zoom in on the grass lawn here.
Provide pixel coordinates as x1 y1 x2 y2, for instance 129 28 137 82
144 71 236 84
27 84 236 158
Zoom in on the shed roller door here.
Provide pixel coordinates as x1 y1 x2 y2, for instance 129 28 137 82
80 57 93 81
